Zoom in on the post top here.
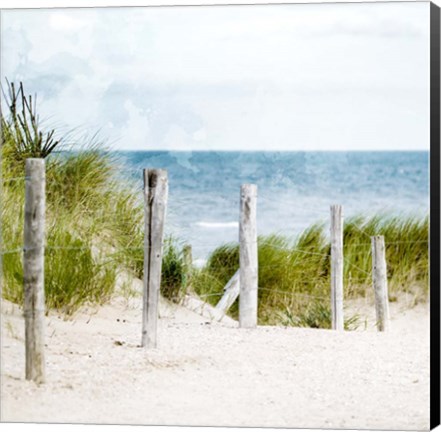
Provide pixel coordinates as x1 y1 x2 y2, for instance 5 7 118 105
143 169 168 192
143 168 168 177
25 158 45 164
143 168 168 185
241 183 257 191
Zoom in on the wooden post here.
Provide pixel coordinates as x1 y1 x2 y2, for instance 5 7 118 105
239 184 258 328
182 244 193 293
0 172 3 299
371 235 390 332
215 269 240 319
330 204 344 331
141 169 168 349
24 158 46 383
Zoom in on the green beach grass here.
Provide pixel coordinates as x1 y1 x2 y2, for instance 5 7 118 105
191 216 428 328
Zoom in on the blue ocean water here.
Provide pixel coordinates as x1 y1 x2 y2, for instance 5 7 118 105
117 151 429 263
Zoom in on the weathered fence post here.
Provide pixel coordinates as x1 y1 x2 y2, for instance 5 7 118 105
24 158 46 383
0 174 3 299
239 184 258 328
141 169 168 349
182 244 193 293
330 204 344 331
371 235 390 332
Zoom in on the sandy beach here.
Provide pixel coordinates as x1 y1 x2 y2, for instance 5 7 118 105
0 285 430 431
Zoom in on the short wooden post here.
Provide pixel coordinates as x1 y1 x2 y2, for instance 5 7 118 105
371 235 390 332
182 244 193 293
215 269 240 319
239 184 258 328
24 158 46 383
141 169 168 349
330 204 344 331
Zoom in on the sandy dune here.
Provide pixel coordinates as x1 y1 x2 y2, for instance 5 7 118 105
1 291 429 430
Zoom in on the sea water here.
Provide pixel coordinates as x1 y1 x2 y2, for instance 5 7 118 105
117 151 429 262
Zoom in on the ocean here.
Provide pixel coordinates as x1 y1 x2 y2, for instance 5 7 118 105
117 151 429 263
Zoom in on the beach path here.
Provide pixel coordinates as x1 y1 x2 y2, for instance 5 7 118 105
1 294 429 429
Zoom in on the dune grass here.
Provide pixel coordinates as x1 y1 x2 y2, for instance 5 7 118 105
2 146 132 312
1 144 194 313
192 216 429 328
1 146 191 313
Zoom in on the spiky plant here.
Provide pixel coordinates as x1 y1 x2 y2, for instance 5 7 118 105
1 80 62 165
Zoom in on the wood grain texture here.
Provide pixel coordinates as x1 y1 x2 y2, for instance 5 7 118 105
24 158 46 383
142 169 168 348
371 235 390 332
330 204 344 331
239 184 258 328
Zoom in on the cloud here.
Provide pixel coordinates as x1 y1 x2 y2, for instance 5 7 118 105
114 99 152 150
0 2 430 151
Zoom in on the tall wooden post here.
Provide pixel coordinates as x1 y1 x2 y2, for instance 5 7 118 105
141 169 168 349
371 235 390 332
330 204 344 331
24 158 46 383
239 184 258 328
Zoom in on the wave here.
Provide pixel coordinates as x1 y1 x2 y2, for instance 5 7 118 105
195 221 239 229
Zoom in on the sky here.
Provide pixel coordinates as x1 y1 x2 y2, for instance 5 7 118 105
0 2 430 151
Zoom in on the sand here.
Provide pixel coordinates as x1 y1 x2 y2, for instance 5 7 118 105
0 289 430 430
